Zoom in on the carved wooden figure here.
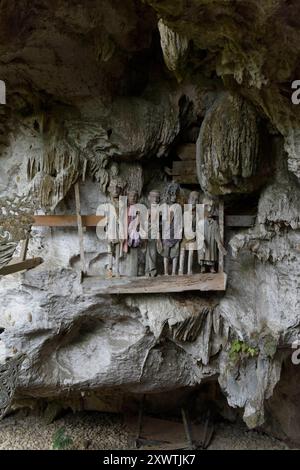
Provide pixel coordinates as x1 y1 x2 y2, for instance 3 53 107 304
178 191 201 275
124 190 142 277
159 182 181 276
198 197 227 273
145 190 160 277
106 177 124 278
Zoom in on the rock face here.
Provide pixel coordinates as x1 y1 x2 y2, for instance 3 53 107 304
0 0 300 446
0 269 221 395
264 359 300 447
24 88 183 209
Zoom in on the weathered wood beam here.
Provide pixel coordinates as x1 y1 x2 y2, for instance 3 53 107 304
172 174 198 184
33 214 255 229
83 272 227 294
172 161 196 175
225 215 256 227
33 215 105 227
0 257 43 276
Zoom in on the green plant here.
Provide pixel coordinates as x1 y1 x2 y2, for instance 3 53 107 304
229 340 259 362
52 427 73 450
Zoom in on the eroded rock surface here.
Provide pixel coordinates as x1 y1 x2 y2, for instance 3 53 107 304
0 0 299 445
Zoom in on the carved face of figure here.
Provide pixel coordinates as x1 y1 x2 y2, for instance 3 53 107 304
188 191 200 207
108 179 122 199
163 182 180 205
169 185 180 204
110 163 119 178
148 190 160 205
170 190 178 204
203 197 215 217
128 190 138 206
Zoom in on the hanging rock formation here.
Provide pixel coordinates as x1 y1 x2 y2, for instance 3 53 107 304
196 92 262 195
158 19 189 81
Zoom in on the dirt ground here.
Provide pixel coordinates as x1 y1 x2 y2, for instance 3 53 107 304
0 411 289 450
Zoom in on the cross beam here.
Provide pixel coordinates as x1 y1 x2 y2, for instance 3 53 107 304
0 257 43 276
32 214 255 228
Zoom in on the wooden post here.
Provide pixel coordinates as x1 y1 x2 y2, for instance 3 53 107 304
181 408 195 450
136 394 145 447
20 237 29 261
74 182 86 275
82 158 87 183
218 200 224 273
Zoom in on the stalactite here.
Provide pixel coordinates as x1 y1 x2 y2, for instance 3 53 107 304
27 120 80 210
196 92 261 195
158 19 189 81
171 306 211 342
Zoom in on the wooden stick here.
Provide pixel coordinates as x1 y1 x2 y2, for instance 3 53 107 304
82 158 87 182
74 182 86 275
218 200 224 273
20 238 29 261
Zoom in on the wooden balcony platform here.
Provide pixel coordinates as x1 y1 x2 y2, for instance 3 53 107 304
82 272 227 295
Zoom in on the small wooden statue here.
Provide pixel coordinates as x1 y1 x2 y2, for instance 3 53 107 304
106 177 124 278
198 196 227 273
159 182 181 276
178 190 201 275
124 190 141 277
145 190 161 277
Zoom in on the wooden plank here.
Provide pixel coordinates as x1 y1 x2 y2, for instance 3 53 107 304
33 215 105 227
74 182 86 275
0 257 43 276
176 144 196 160
172 161 196 176
173 174 198 184
33 215 77 226
33 214 255 228
225 215 256 227
83 272 227 294
218 200 224 273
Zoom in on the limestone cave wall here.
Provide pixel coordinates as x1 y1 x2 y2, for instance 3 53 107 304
0 0 300 446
